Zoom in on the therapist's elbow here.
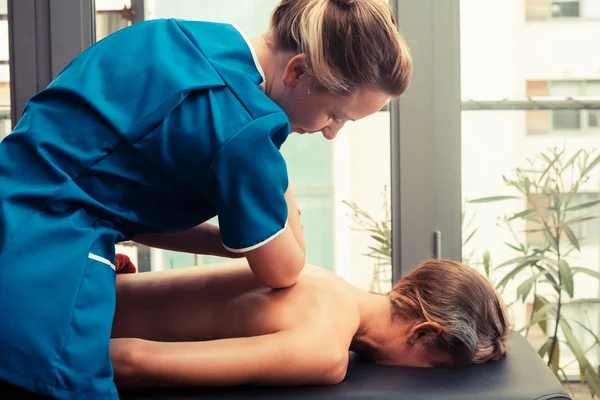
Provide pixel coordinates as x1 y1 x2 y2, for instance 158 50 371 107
245 227 306 289
248 253 306 289
272 261 305 289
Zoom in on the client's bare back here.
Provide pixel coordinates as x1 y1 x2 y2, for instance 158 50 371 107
111 261 359 344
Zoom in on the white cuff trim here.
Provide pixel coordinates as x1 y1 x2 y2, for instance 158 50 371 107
88 253 116 271
223 222 288 254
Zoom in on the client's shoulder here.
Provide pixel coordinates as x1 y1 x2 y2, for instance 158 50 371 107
279 265 361 345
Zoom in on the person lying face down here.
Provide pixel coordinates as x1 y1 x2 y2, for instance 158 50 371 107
110 258 510 388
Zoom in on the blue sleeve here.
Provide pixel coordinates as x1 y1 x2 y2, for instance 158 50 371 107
206 112 290 252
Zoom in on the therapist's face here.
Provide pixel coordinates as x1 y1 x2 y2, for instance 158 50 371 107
273 54 390 140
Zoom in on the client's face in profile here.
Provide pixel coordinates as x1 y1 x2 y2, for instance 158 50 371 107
363 318 459 368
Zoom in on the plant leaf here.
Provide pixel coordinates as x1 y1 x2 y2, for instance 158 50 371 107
504 242 523 252
572 267 600 280
564 298 600 306
517 271 545 302
538 337 554 358
370 235 387 244
538 149 564 185
563 318 600 348
509 209 537 221
496 259 537 289
563 225 580 251
530 303 557 328
534 294 549 333
565 216 600 225
560 320 600 397
561 149 583 173
549 339 560 376
494 255 536 270
558 260 574 298
581 153 600 177
469 196 521 204
463 228 478 246
567 199 600 211
543 228 559 251
483 250 491 278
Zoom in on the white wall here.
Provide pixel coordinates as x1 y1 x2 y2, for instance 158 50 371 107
523 22 600 80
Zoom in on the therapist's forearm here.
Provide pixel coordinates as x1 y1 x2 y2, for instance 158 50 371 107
285 185 306 255
133 223 242 258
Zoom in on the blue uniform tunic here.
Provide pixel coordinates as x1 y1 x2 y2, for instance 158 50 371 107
0 19 290 399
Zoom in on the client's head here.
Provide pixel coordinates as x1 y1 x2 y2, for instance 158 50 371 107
381 259 510 367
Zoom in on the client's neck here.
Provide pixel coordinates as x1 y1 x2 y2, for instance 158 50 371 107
350 289 397 358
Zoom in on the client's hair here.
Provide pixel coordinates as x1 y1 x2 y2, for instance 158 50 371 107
389 259 510 365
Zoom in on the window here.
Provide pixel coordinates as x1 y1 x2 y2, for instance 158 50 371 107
550 0 580 18
95 1 131 42
462 0 600 377
0 0 10 140
526 0 581 20
526 0 600 20
526 80 600 135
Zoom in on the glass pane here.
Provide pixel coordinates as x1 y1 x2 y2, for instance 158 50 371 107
0 0 11 140
552 110 581 129
95 1 392 289
590 111 599 128
551 1 581 18
461 0 600 378
585 81 600 129
95 0 131 42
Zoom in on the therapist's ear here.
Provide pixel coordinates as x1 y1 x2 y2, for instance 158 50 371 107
282 54 310 89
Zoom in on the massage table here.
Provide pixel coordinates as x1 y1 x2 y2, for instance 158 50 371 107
120 333 572 400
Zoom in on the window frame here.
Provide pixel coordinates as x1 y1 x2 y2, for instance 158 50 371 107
526 79 600 136
390 0 462 280
7 0 95 128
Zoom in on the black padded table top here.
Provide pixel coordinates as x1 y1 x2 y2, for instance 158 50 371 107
120 333 571 400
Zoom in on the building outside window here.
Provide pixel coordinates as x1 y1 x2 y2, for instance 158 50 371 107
526 0 600 21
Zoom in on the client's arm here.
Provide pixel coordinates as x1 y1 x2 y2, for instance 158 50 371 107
133 223 243 258
111 330 348 388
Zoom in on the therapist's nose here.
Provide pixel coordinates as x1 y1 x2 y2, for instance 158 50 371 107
323 124 343 140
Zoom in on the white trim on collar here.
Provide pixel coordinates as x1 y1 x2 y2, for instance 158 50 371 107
231 24 267 92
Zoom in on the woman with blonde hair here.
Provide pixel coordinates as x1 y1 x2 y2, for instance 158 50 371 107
110 258 510 388
0 0 411 398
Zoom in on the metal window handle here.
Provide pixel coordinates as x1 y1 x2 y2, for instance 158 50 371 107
434 231 442 259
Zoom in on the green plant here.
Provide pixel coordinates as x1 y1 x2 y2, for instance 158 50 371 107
470 147 600 397
343 187 391 293
462 205 494 280
344 188 488 294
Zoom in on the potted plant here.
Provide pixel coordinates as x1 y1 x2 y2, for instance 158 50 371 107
470 147 600 397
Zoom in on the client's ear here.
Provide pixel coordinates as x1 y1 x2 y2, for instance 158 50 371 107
407 322 442 347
